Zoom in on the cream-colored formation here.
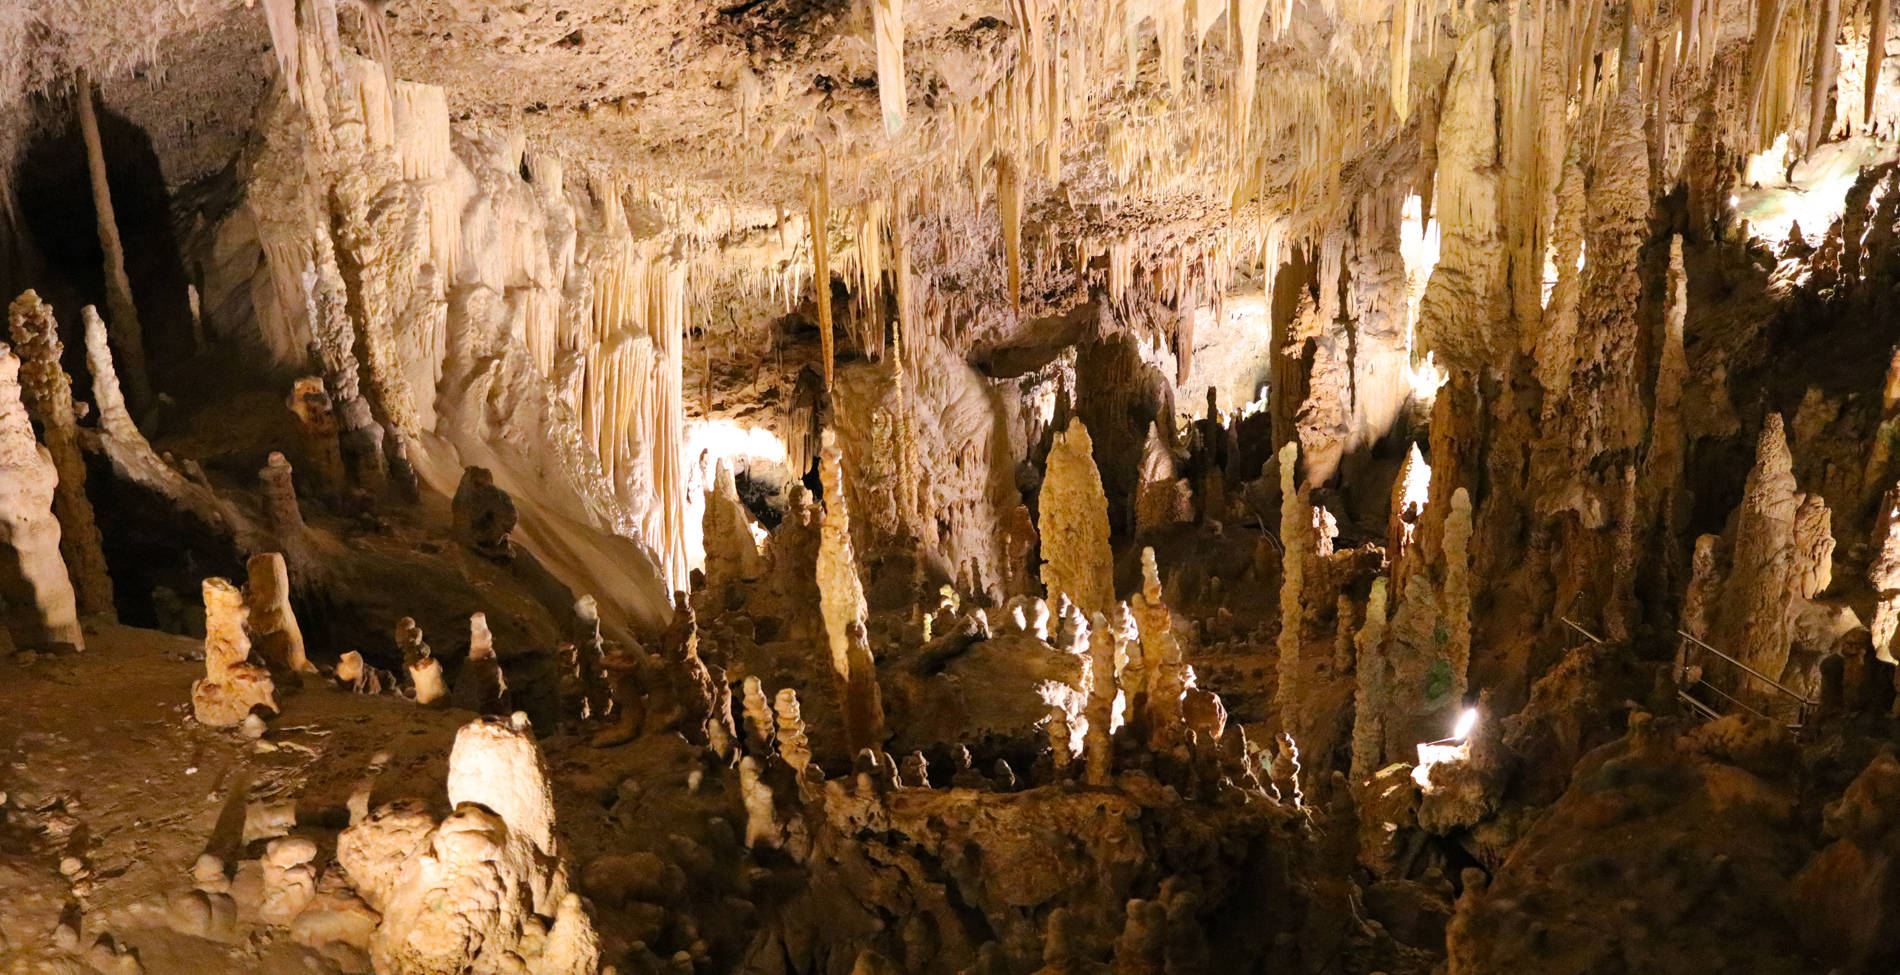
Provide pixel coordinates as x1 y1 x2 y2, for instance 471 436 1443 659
244 552 314 674
193 577 277 727
0 343 81 651
1038 418 1115 619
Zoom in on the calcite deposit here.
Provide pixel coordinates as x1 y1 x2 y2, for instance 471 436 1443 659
2 0 1900 972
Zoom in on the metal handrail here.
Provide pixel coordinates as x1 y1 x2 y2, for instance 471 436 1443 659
1560 617 1605 644
1688 677 1769 721
1675 630 1813 705
1677 688 1722 721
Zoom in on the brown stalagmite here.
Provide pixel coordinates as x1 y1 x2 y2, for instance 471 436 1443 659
397 616 447 706
1713 415 1801 703
1084 611 1116 786
287 376 348 496
1873 490 1900 663
1349 576 1389 780
244 553 314 674
842 620 887 757
1133 547 1187 737
74 68 151 414
1276 440 1307 741
260 452 307 541
0 344 81 651
8 292 114 620
1641 237 1690 583
193 577 277 727
810 152 834 392
1792 494 1836 600
816 430 868 680
1443 487 1473 705
461 612 509 715
1038 417 1114 618
774 688 813 774
702 460 762 594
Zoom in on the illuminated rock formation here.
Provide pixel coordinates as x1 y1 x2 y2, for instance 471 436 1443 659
397 617 447 706
0 344 81 652
1349 577 1390 780
8 291 113 620
192 577 277 727
287 376 347 496
1038 417 1114 619
816 430 867 681
243 552 313 674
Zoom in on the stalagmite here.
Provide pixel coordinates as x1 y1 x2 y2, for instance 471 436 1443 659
1712 415 1801 704
1443 488 1473 705
259 452 306 541
1349 577 1389 780
702 460 762 594
8 292 114 620
74 68 151 414
193 578 277 727
1084 611 1117 786
843 621 887 757
0 345 81 651
82 307 232 533
1872 488 1900 663
244 553 314 674
1534 147 1587 400
873 0 906 134
1038 417 1114 618
741 675 775 755
287 377 347 495
774 688 813 775
397 616 447 706
1862 345 1900 506
816 430 868 680
1133 548 1187 739
739 756 779 850
459 612 509 715
1275 441 1307 741
1641 237 1690 588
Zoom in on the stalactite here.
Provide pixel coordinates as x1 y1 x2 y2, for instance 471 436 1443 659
1534 148 1585 400
1038 417 1115 619
811 152 835 392
874 0 907 135
1349 576 1388 781
1870 0 1890 125
998 152 1024 310
75 68 152 415
1275 441 1307 744
1389 0 1414 123
1415 27 1504 370
1809 0 1842 152
8 293 114 621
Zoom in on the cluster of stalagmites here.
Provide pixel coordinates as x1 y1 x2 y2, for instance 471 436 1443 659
156 712 598 975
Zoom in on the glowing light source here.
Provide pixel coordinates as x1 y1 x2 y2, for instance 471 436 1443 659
1406 350 1447 401
1411 707 1480 791
1452 706 1479 741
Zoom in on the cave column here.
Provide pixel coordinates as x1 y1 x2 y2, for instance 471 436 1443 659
74 68 152 414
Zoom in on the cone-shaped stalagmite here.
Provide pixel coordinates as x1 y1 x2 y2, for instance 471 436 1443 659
816 430 868 681
1039 417 1114 619
1350 577 1389 780
194 577 277 727
8 292 114 620
0 345 81 651
1276 441 1308 743
245 553 314 674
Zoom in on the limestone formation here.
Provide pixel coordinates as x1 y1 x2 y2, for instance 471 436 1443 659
1276 441 1307 742
1711 415 1804 705
816 429 868 680
243 552 314 674
0 344 82 651
1443 487 1473 705
458 612 509 715
339 713 599 975
702 459 762 595
774 688 812 775
1350 577 1389 780
287 376 347 495
739 756 779 850
842 620 887 757
1084 611 1117 785
397 617 447 706
8 291 114 620
1872 488 1900 662
451 466 516 560
193 577 277 727
1038 417 1115 618
259 452 307 541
